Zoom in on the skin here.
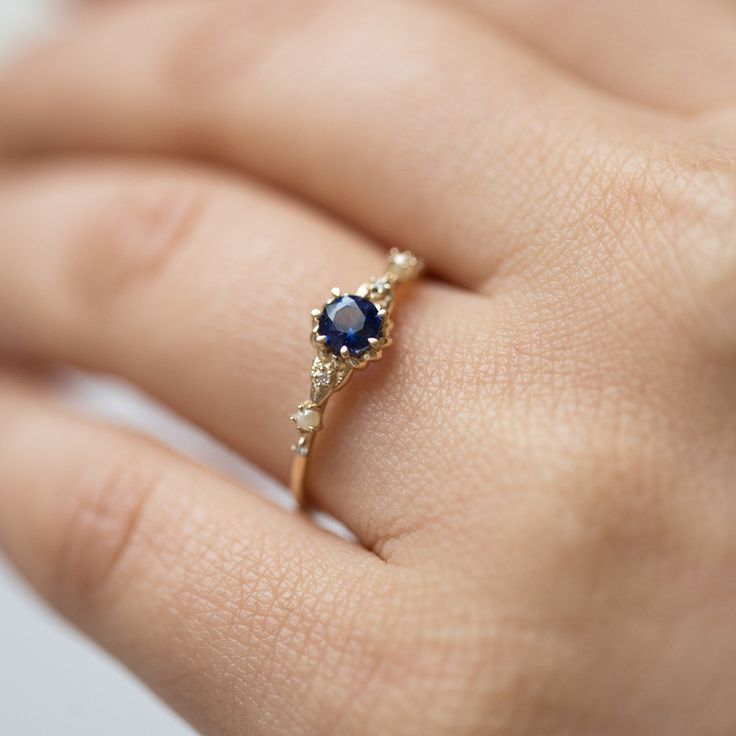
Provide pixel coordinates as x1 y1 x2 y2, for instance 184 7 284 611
0 0 735 733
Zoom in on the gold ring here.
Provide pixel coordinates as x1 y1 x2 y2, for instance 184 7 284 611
290 249 424 508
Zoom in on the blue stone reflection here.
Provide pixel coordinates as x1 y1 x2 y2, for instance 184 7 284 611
318 295 382 357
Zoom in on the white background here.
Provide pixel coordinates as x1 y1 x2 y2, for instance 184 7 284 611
0 4 294 734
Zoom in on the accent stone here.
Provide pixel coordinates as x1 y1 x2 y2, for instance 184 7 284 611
293 406 322 432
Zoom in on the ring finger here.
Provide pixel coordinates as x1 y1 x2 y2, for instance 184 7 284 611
0 0 678 293
0 158 496 556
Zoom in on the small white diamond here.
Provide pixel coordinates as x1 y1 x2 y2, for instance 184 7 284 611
312 366 333 385
392 251 411 267
388 250 422 282
311 357 335 386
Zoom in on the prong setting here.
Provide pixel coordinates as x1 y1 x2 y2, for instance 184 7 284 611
291 402 323 433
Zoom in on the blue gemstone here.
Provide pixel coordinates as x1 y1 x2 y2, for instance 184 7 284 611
318 295 382 357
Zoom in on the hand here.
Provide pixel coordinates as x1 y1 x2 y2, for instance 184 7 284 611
1 2 735 734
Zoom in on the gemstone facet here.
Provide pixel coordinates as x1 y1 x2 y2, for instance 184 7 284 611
318 295 382 357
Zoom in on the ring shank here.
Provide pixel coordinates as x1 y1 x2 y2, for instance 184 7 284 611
290 452 308 508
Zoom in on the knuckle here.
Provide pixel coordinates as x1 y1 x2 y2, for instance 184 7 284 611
575 144 736 272
72 167 211 310
54 454 160 608
645 154 736 354
503 410 680 555
673 161 736 351
632 152 736 284
559 141 736 356
167 0 326 97
354 584 537 735
549 428 690 561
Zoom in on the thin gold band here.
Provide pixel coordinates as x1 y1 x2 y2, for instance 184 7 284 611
290 249 424 508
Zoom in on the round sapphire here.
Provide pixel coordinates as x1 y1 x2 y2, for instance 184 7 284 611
318 295 382 357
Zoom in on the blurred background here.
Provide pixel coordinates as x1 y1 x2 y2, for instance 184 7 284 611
0 6 283 734
0 0 65 65
0 7 193 733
